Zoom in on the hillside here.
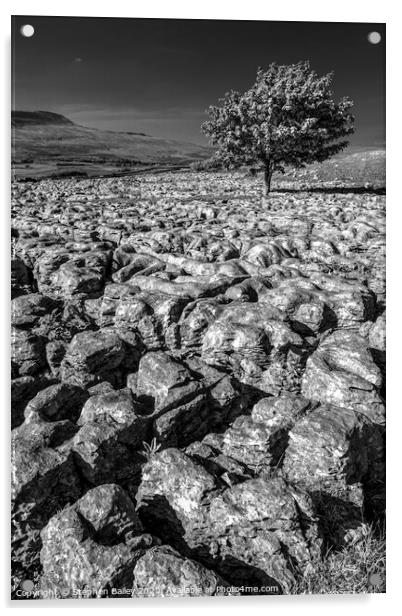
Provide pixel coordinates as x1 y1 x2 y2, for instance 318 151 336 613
279 149 385 189
11 111 385 186
11 111 213 179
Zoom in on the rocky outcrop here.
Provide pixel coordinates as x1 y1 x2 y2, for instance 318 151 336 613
40 484 157 598
72 388 150 485
11 375 52 428
24 382 89 424
11 420 81 581
217 395 311 473
132 545 235 596
136 448 321 592
282 404 384 545
11 328 46 377
60 329 126 388
301 331 385 425
11 171 385 596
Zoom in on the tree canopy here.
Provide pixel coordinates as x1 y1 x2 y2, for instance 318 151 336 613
201 61 355 194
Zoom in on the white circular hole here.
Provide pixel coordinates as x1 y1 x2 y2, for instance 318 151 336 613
367 31 381 44
20 24 35 38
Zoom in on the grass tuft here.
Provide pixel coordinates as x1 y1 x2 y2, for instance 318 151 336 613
292 522 385 594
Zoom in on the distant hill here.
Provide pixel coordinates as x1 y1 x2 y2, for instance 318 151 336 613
12 111 75 128
11 110 213 179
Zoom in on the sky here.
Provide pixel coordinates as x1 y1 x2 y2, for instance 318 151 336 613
12 16 385 148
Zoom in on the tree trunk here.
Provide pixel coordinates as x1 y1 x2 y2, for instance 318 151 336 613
263 164 273 195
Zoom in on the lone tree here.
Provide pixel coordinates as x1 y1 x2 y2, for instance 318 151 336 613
201 61 354 195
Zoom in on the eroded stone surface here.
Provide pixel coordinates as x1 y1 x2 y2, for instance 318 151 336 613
40 484 156 598
11 170 385 595
11 420 81 579
136 448 321 592
132 545 235 597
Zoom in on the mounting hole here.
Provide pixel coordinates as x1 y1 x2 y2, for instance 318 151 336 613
20 24 35 38
367 31 381 44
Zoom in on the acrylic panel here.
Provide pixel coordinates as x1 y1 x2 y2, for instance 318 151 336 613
11 16 385 599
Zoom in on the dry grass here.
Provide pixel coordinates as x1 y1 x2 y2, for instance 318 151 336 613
292 522 385 594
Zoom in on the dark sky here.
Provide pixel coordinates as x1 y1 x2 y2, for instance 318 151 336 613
12 16 385 148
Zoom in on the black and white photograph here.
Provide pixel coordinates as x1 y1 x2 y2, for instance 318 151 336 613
10 14 386 600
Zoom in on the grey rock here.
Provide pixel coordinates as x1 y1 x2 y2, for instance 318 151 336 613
72 389 150 484
301 333 385 425
11 376 48 429
282 404 384 545
60 329 125 388
11 293 58 327
77 388 149 446
11 327 46 377
220 395 310 474
45 340 67 377
136 449 321 592
11 257 33 298
11 420 81 577
24 382 89 424
40 484 156 598
132 545 235 597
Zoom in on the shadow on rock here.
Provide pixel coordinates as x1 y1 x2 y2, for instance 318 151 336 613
137 494 188 554
309 490 365 551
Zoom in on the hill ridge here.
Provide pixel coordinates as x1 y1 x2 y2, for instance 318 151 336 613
12 110 75 128
12 110 213 179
